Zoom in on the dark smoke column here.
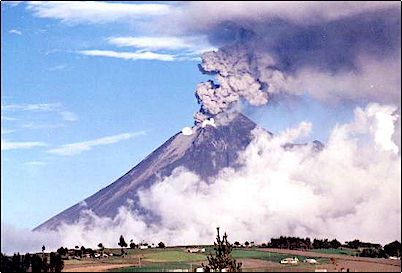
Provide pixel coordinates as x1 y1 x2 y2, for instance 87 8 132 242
193 44 288 124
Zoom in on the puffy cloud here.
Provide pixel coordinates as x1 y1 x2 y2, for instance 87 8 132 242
2 103 399 254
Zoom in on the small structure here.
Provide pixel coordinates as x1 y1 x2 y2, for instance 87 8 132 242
389 256 401 260
139 245 149 250
280 257 299 264
187 248 206 253
303 258 318 264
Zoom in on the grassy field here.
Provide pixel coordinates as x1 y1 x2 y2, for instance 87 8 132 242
62 247 401 272
311 248 358 256
103 247 330 272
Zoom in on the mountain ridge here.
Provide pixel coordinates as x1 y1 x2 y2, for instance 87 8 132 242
34 113 260 231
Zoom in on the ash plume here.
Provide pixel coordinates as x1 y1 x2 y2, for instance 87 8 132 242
191 2 401 122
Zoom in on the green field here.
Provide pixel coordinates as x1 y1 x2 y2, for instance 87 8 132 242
110 262 192 272
311 248 358 256
144 249 207 262
107 247 329 272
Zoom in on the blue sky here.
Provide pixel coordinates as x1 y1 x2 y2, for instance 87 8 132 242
1 1 360 229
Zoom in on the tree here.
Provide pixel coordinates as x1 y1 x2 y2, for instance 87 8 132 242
23 253 31 271
80 246 86 258
31 254 42 272
49 252 56 272
330 239 342 249
359 248 387 258
118 235 128 248
98 243 105 256
118 235 128 257
54 253 64 272
158 242 166 248
56 247 67 256
202 227 242 272
42 245 45 253
129 239 136 249
384 241 401 257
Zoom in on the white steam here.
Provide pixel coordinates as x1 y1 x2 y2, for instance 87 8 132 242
181 127 194 136
2 103 400 254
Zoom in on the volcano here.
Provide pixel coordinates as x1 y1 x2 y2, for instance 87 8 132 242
35 113 261 230
35 112 323 231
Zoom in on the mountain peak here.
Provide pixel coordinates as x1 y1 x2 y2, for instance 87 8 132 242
35 112 258 231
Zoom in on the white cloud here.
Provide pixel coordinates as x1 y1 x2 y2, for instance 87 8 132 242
2 1 23 7
2 103 399 254
47 131 147 156
60 111 78 122
24 161 47 166
20 123 64 130
78 49 176 62
107 36 215 53
79 37 215 62
9 29 22 35
1 140 47 151
2 103 78 124
26 1 171 24
47 64 67 71
1 116 17 121
2 103 62 112
1 128 15 135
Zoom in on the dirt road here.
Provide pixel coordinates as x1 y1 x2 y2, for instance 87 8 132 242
63 263 134 272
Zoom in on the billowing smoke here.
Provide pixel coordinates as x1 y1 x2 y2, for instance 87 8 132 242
190 2 401 122
2 103 400 254
194 45 272 122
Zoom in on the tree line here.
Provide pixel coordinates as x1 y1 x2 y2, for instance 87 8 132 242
265 236 401 258
0 251 64 272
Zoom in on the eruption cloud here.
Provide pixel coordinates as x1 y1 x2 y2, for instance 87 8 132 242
192 3 401 122
2 103 400 254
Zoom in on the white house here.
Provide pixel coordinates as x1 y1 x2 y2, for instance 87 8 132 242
280 257 299 264
303 258 318 264
187 248 206 253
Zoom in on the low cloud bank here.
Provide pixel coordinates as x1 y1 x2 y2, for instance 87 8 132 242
2 103 400 254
